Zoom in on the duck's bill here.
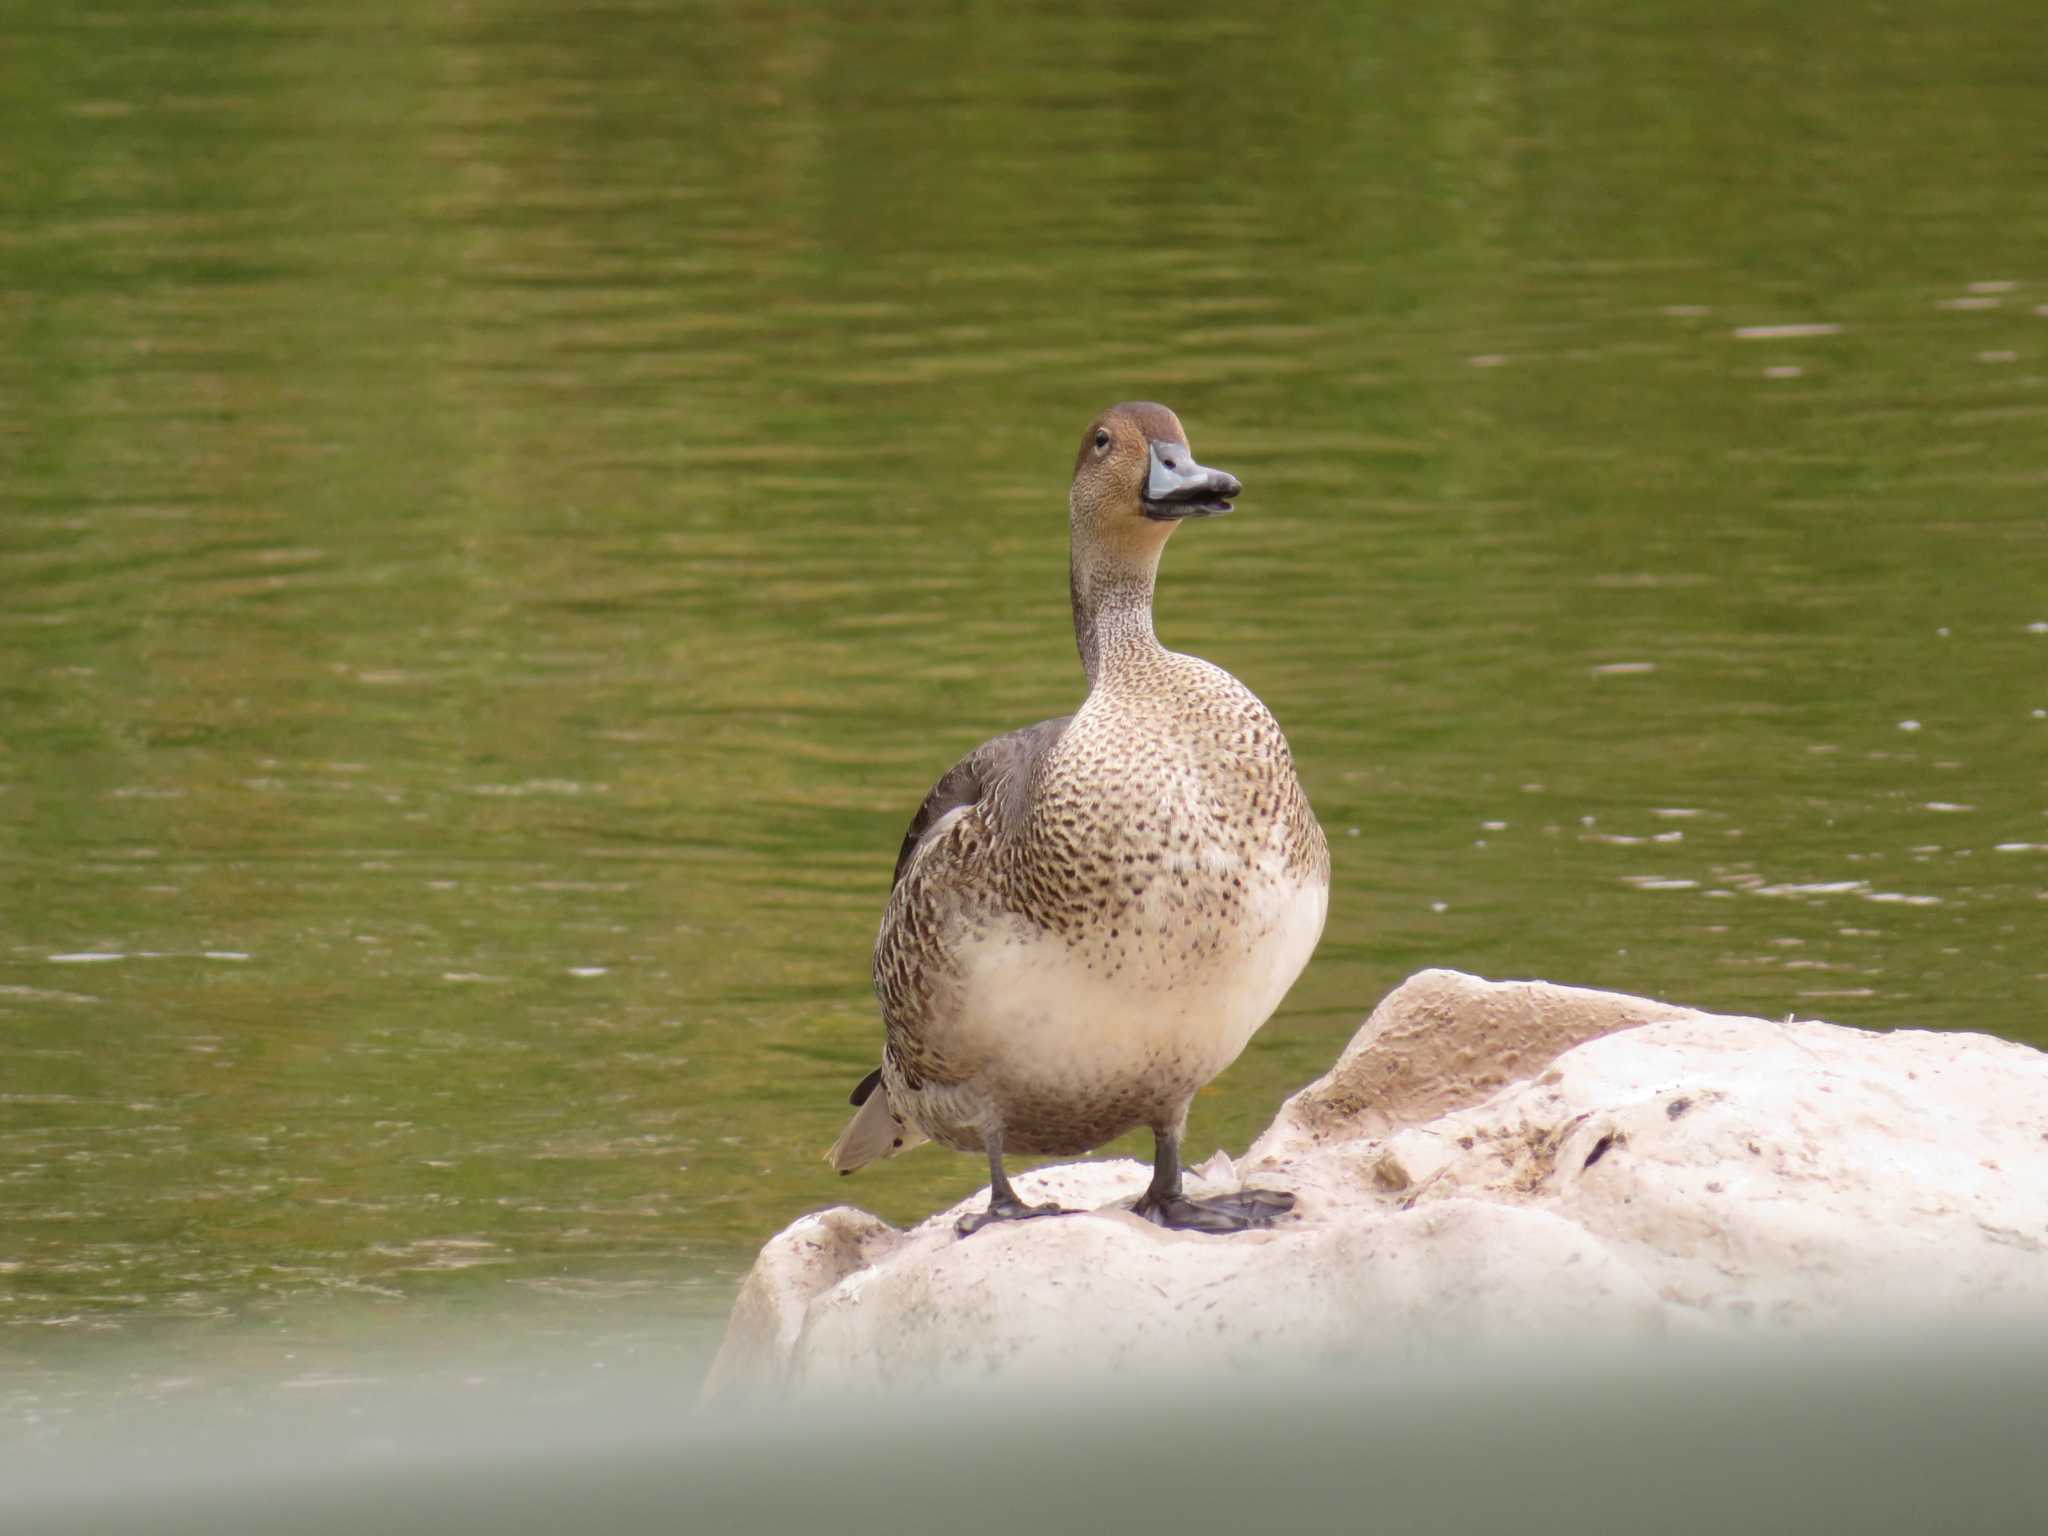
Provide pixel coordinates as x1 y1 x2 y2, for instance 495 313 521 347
1141 440 1242 520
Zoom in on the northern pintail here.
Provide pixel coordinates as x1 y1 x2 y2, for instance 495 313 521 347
829 402 1329 1234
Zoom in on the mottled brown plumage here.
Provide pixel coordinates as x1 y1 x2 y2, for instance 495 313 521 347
828 403 1329 1234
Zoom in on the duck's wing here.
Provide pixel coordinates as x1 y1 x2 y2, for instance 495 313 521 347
889 714 1072 889
827 715 1072 1172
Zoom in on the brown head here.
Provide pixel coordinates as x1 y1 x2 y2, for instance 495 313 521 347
1069 402 1241 556
1066 402 1241 681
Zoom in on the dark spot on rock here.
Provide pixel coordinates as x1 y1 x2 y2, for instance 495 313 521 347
1583 1132 1619 1170
1747 1141 1761 1155
1458 1136 1475 1150
1666 1096 1693 1121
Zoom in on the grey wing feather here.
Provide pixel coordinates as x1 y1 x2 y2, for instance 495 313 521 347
889 715 1071 889
830 714 1070 1168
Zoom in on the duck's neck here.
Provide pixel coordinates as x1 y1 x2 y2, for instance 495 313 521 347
1070 540 1167 687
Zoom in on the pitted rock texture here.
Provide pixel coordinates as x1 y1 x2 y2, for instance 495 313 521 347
708 971 2048 1400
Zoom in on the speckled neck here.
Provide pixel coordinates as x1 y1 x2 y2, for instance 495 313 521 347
1070 540 1167 687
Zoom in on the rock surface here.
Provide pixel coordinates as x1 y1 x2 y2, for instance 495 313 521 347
707 971 2048 1399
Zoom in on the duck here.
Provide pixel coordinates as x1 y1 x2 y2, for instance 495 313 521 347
828 402 1329 1235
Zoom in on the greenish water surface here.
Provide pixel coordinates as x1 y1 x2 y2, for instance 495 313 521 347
3 0 2044 1423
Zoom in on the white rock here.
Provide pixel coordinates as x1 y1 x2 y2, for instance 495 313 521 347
706 971 2048 1400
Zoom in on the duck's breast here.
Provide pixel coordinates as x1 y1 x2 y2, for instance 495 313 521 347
946 810 1327 1132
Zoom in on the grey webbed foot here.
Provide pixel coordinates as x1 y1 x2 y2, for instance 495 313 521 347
1130 1186 1295 1233
957 1133 1071 1236
955 1193 1070 1237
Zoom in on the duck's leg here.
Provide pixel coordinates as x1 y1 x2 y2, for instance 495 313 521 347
1131 1119 1294 1233
955 1130 1070 1236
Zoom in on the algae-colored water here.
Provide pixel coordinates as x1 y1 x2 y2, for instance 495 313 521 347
3 0 2045 1429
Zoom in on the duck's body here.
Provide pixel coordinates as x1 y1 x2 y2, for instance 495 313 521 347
830 403 1328 1234
877 654 1326 1156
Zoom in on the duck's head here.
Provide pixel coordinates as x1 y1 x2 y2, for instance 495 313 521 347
1069 402 1241 555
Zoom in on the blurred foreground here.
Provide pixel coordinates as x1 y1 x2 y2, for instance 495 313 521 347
7 1333 2045 1534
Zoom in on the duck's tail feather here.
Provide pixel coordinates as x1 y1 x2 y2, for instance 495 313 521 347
826 1070 923 1174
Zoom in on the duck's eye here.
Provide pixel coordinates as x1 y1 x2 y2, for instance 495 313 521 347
1093 429 1111 452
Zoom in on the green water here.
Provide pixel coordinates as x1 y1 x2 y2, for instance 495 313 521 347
3 0 2045 1413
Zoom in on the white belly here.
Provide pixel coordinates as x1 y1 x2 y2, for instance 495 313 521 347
948 870 1328 1110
